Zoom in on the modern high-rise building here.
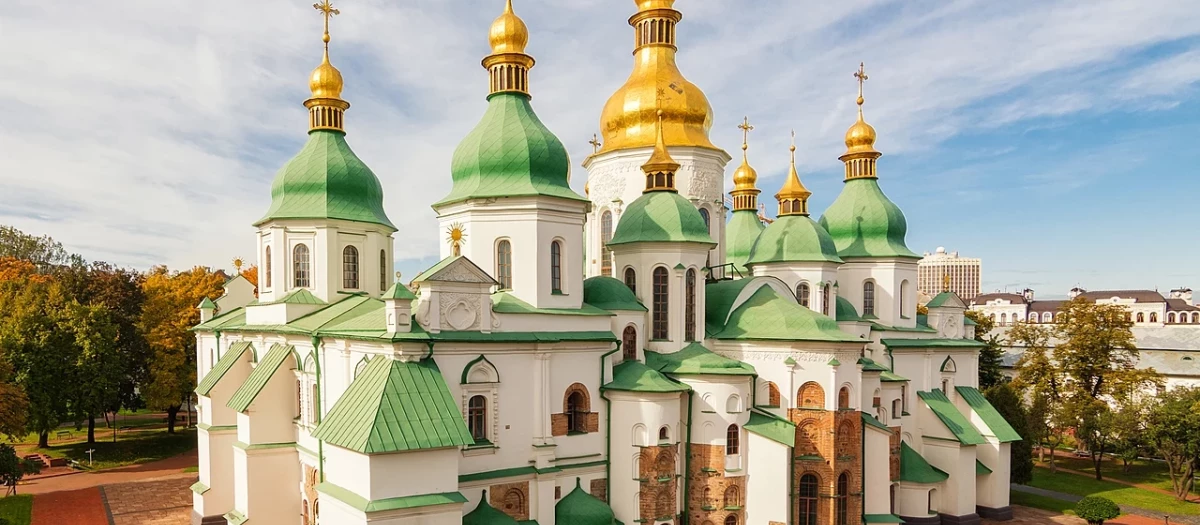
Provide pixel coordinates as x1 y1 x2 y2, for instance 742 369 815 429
918 247 981 300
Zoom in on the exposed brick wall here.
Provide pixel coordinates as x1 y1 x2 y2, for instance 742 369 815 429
489 481 530 521
889 426 902 482
686 443 743 525
639 445 678 524
549 412 599 436
590 478 607 503
789 408 863 525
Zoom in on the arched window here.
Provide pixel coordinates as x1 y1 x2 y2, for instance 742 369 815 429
836 420 854 456
863 281 875 317
723 486 740 508
798 474 819 525
622 325 638 360
624 267 637 294
703 487 713 508
1169 312 1177 323
379 249 387 291
658 426 670 441
496 240 513 290
797 282 811 308
1000 313 1007 325
1193 312 1199 323
653 267 669 339
798 382 825 409
726 394 741 413
900 280 909 316
293 244 311 288
550 241 563 293
1137 312 1145 323
601 211 614 277
822 284 831 315
468 395 488 442
1042 312 1053 323
726 424 740 455
836 472 850 525
797 421 819 456
503 488 526 517
1150 312 1158 323
725 516 738 525
264 246 272 288
767 382 781 408
566 390 588 434
685 269 697 341
1030 312 1038 323
838 386 851 410
699 207 711 230
342 246 359 289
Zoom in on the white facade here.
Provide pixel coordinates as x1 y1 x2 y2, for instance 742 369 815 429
917 247 981 301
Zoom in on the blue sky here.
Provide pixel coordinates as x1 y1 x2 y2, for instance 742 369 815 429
1 0 1198 298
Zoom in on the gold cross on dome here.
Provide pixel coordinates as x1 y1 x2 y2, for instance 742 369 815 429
943 272 951 292
314 1 340 45
589 134 602 154
738 116 754 149
854 62 868 105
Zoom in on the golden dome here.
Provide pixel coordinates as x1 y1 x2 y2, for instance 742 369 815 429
844 105 878 154
597 1 718 154
489 0 529 54
309 46 345 100
777 144 811 202
731 117 758 191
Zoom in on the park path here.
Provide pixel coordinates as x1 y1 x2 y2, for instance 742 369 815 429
31 487 109 525
1041 451 1199 503
20 448 196 495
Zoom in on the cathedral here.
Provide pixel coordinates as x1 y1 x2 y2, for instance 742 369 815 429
190 1 1019 524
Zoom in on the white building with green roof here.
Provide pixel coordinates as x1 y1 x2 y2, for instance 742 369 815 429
192 3 1017 525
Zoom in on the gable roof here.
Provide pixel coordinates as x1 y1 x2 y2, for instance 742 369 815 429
956 386 1022 442
602 360 690 393
646 343 757 376
583 276 647 312
312 356 474 454
709 285 860 343
227 343 296 413
917 389 987 445
413 256 498 285
745 409 796 447
899 441 949 483
195 341 252 396
925 292 965 309
1079 289 1165 303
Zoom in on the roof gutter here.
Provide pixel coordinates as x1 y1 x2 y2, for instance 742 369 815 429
312 335 325 484
600 342 620 505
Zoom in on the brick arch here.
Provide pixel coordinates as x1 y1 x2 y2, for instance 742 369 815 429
766 381 781 407
656 488 674 518
836 420 855 456
723 485 740 507
552 383 598 436
563 383 591 412
656 450 674 477
797 382 825 409
796 419 820 456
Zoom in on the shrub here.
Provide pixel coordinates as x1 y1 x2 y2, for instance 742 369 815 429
1075 496 1120 525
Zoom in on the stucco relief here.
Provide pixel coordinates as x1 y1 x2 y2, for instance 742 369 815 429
721 350 860 364
442 293 480 331
586 164 627 205
682 163 722 204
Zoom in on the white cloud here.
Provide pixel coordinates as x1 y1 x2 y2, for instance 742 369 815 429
1 0 1198 271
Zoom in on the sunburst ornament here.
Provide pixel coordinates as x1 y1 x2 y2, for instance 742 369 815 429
446 223 467 256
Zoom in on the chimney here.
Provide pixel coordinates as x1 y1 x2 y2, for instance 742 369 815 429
1023 288 1035 301
383 282 416 333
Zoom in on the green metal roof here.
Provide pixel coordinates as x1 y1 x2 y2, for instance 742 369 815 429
879 370 909 382
861 411 892 432
976 459 993 475
492 292 612 316
725 209 765 272
312 356 474 454
704 278 757 330
925 292 963 309
317 481 467 513
382 282 416 301
899 441 949 483
602 360 690 393
196 341 252 396
194 307 247 331
818 178 918 259
646 343 756 376
917 389 987 445
709 285 859 343
257 130 395 229
744 409 796 447
608 191 714 246
956 386 1022 442
836 296 863 322
257 288 326 306
198 297 217 309
227 343 296 413
582 276 647 312
437 93 585 208
555 478 618 525
746 214 842 265
464 492 520 525
858 357 889 372
863 514 905 523
882 338 985 349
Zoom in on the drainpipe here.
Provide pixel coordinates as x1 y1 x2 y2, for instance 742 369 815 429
600 343 620 502
425 341 435 360
682 389 694 525
861 413 866 523
312 335 324 483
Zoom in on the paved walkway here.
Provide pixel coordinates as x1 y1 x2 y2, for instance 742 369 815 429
1014 483 1200 525
20 448 196 495
103 476 194 525
31 487 109 525
988 505 1169 525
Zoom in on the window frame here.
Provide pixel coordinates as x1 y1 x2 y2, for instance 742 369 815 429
293 243 311 289
600 211 614 277
652 266 669 340
797 282 810 308
496 239 513 290
863 281 876 317
685 268 697 342
342 245 360 289
725 424 740 455
550 240 563 294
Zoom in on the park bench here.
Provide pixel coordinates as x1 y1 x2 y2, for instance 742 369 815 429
54 430 71 441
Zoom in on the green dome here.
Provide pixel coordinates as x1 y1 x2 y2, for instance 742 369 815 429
710 285 858 342
725 210 765 273
836 295 862 321
818 178 918 259
583 276 646 312
257 130 394 229
556 479 617 525
436 93 585 207
463 492 519 525
608 191 714 246
746 214 842 265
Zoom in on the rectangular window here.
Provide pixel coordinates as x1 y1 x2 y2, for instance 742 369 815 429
653 267 669 339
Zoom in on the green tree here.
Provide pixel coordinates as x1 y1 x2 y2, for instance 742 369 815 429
0 225 81 271
0 443 41 495
0 276 76 447
139 266 224 433
965 310 1004 389
62 301 122 444
1074 496 1120 525
984 383 1033 483
1009 321 1065 471
1145 386 1200 501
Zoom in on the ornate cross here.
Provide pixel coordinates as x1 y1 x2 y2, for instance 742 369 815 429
854 62 868 104
589 134 602 154
314 1 340 46
943 272 951 293
738 116 754 149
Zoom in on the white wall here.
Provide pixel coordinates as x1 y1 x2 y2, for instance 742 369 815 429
745 432 788 524
607 390 685 525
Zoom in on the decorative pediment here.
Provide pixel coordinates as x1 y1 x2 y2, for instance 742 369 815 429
413 256 498 285
926 292 966 310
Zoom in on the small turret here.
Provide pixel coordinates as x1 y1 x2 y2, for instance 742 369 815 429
383 275 416 333
198 297 217 323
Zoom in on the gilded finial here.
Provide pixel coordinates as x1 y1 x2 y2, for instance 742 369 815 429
447 223 467 257
305 1 349 132
589 134 602 154
738 116 754 153
776 129 812 216
943 273 951 293
842 61 879 162
484 0 534 96
730 116 759 211
854 62 868 107
641 110 680 192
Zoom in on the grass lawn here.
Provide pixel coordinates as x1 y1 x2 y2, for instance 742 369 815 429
1028 469 1200 516
31 427 196 470
1011 491 1076 515
1039 456 1184 494
183 466 198 473
0 495 33 525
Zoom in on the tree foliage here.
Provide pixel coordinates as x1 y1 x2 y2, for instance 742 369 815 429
1145 386 1200 501
966 310 1004 389
0 443 40 495
985 383 1033 484
139 266 224 432
1074 496 1120 525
